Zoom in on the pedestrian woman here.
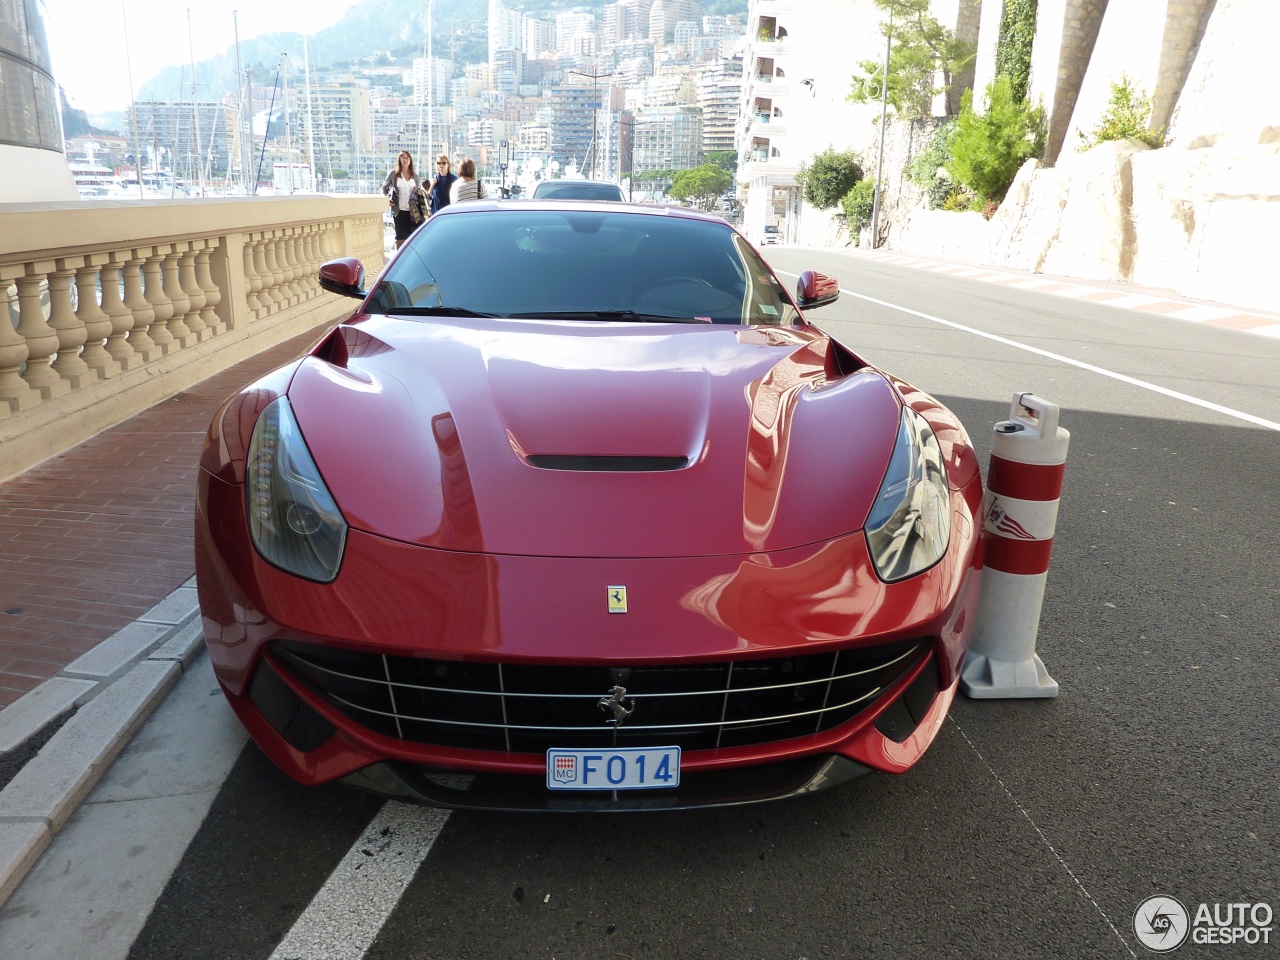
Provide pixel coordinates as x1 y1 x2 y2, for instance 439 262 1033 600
426 154 457 215
381 150 424 249
449 158 489 204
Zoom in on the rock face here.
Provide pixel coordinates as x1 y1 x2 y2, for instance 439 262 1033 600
896 134 1280 313
888 0 1280 312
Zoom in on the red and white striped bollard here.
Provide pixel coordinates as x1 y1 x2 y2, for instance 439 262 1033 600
961 392 1069 698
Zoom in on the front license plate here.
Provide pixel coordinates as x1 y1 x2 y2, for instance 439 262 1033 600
546 746 681 791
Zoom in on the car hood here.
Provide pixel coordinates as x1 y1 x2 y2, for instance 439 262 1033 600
287 316 902 558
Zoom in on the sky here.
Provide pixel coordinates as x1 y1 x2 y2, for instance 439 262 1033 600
44 0 359 115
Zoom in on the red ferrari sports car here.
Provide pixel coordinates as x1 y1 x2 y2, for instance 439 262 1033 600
195 200 984 810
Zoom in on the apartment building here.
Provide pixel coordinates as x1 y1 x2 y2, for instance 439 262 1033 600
735 0 880 244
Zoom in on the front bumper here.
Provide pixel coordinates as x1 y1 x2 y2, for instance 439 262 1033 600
197 467 980 806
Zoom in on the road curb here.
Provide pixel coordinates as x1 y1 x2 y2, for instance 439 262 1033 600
0 584 207 907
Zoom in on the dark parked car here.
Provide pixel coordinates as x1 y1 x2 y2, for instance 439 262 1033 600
531 179 626 201
195 200 985 811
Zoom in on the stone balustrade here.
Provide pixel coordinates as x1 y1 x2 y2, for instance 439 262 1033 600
0 195 386 480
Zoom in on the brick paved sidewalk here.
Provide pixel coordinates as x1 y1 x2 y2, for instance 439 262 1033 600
0 325 335 709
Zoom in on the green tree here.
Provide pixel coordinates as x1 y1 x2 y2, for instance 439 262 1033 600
848 0 976 120
949 75 1045 201
796 147 863 210
841 179 878 234
703 150 738 176
1077 75 1167 150
669 163 733 210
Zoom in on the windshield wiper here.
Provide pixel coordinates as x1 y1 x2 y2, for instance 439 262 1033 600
384 306 502 318
515 310 713 324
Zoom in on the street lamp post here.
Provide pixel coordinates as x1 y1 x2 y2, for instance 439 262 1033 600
869 12 893 248
570 66 614 180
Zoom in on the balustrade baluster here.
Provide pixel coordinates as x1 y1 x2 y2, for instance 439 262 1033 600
73 256 121 380
99 257 138 370
263 233 286 308
0 270 35 412
303 226 322 294
120 254 158 361
243 234 265 314
276 230 297 304
285 229 305 301
161 247 193 347
48 259 92 389
179 247 207 341
253 235 277 314
195 241 223 335
142 250 176 354
14 266 66 398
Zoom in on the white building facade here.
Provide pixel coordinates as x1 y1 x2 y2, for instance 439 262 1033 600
735 0 881 245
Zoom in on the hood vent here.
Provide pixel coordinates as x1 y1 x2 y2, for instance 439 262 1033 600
525 455 689 472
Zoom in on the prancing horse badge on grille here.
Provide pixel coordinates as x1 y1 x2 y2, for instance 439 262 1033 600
607 585 628 614
598 685 634 726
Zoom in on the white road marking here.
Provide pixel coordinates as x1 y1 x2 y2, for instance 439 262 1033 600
949 718 1138 959
783 273 1280 433
268 801 450 960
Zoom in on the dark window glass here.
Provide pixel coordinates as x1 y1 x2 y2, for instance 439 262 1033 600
531 181 626 201
373 209 801 326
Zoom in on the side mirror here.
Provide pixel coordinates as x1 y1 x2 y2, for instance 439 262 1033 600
795 270 840 310
319 258 366 299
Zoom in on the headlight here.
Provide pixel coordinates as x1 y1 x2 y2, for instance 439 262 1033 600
246 397 347 582
865 407 951 582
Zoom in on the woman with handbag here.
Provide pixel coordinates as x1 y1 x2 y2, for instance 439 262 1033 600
381 151 426 249
449 158 489 204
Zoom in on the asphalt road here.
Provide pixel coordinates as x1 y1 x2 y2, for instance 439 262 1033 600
11 250 1280 960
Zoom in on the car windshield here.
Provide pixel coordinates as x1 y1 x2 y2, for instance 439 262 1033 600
531 181 625 201
367 208 802 326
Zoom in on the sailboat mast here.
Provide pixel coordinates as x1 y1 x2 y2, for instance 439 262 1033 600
233 9 250 195
187 8 205 196
427 0 434 160
121 0 145 199
303 35 316 192
282 54 293 193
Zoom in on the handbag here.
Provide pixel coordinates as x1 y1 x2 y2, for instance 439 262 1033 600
409 186 427 224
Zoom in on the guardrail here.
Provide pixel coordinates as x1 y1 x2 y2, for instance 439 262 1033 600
0 195 386 480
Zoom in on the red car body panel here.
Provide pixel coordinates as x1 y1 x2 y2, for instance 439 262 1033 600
279 320 903 557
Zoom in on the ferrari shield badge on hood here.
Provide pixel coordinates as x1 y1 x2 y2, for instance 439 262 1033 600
608 585 628 614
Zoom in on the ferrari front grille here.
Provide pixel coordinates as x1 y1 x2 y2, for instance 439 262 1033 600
270 639 930 754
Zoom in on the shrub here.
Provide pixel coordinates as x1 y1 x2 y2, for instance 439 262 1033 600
796 147 863 210
927 175 956 210
940 186 977 212
1078 75 1167 150
905 120 957 187
949 75 1045 201
841 179 878 233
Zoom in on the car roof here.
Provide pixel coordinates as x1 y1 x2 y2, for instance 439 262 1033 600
431 198 731 226
531 179 625 197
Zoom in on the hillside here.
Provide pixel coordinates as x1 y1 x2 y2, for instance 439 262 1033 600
137 0 747 105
